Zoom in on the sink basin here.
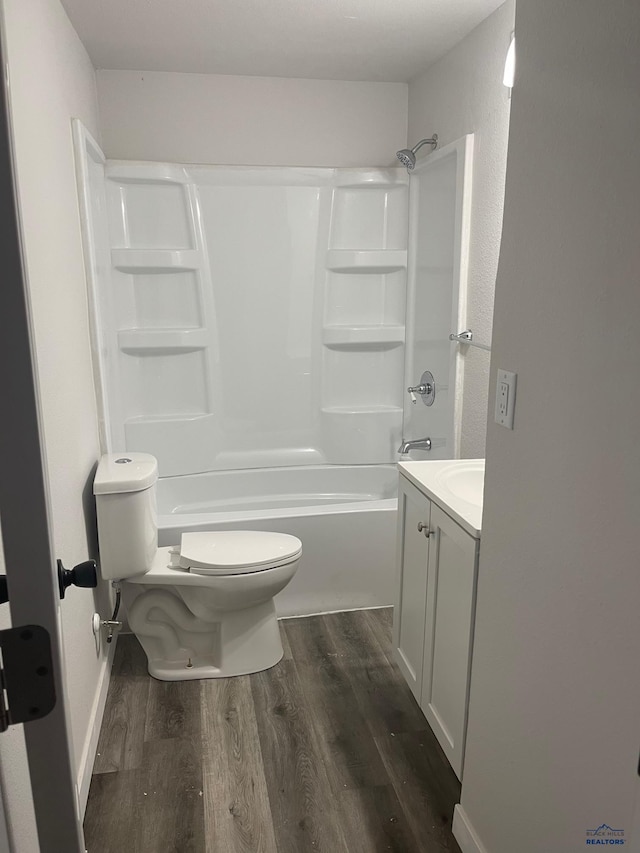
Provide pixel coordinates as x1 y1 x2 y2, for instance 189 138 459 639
434 460 485 507
398 458 485 537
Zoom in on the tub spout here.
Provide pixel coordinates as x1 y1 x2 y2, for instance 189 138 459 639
398 437 432 454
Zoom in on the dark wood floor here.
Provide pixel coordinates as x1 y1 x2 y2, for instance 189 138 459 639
84 608 462 853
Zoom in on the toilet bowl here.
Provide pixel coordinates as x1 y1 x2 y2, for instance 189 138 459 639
93 453 301 680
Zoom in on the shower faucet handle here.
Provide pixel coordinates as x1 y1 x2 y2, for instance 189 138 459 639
407 383 432 403
407 371 436 407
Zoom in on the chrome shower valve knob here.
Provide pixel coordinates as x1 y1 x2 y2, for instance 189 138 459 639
407 382 431 401
406 370 436 406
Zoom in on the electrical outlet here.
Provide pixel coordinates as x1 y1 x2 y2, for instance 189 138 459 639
495 369 517 428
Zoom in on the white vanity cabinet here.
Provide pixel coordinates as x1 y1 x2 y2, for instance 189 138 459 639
393 463 482 780
393 477 432 701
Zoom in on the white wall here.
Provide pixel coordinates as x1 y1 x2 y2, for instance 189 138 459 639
408 0 514 457
458 1 640 851
1 0 109 843
96 70 408 167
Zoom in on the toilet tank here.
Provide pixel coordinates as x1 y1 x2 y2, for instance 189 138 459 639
93 453 159 580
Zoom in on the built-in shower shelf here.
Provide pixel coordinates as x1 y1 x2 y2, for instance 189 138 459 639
321 405 403 415
106 162 189 185
125 412 212 425
325 250 407 274
111 249 199 273
118 328 208 354
323 325 405 349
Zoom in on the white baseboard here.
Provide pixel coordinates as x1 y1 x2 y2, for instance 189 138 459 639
453 805 489 853
76 636 117 816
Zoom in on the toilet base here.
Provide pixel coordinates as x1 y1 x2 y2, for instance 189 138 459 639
125 590 285 681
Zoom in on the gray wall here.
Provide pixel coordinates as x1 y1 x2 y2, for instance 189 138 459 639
408 0 514 458
459 1 640 850
0 0 107 847
96 71 408 167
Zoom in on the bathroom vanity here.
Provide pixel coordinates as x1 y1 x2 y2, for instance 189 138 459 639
393 459 484 780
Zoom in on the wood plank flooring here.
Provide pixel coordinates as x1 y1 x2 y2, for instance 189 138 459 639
84 608 462 853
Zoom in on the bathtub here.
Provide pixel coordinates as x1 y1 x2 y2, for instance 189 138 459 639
157 465 398 617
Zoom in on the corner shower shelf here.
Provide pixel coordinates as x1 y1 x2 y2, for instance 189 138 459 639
321 405 403 415
111 249 199 273
333 182 407 191
323 325 405 349
118 328 208 354
106 163 188 185
125 412 212 424
325 250 407 274
124 412 214 440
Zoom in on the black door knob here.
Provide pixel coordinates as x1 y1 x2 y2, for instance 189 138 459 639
57 559 97 599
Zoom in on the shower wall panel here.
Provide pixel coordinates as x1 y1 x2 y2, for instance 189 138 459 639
93 162 408 476
193 169 330 471
403 136 474 459
103 162 220 476
322 171 409 463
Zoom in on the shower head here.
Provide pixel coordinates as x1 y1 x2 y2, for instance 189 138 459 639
396 134 438 171
396 149 416 170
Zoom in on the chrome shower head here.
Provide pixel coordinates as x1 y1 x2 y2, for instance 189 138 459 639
396 149 416 170
396 134 438 172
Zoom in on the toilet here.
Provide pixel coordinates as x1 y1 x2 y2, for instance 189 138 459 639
93 452 301 680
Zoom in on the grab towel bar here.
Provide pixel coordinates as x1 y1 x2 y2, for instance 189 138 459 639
449 329 491 352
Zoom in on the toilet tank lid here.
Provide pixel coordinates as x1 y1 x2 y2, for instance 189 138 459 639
93 453 158 495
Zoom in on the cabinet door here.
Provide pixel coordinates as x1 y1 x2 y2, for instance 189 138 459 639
393 477 431 702
421 503 479 779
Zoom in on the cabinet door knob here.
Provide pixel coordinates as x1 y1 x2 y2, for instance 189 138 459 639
417 522 431 537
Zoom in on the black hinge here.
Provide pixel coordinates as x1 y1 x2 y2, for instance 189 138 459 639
0 625 56 732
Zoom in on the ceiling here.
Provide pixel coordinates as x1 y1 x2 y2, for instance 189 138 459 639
61 0 505 83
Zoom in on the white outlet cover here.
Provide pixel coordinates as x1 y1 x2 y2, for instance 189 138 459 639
495 369 517 429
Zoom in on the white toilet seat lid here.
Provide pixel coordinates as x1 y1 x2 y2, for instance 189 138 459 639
179 531 302 576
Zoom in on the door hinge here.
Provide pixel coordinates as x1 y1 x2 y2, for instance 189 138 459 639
0 625 56 732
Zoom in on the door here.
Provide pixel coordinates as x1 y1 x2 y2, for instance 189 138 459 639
402 134 474 459
392 476 431 701
421 503 479 779
0 20 84 853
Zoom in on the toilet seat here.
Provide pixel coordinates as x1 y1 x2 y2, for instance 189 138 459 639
179 530 302 576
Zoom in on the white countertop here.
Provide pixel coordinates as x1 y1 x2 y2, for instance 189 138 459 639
398 458 484 538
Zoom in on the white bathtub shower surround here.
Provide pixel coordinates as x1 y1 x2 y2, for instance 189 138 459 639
75 125 473 479
75 129 411 477
157 465 398 616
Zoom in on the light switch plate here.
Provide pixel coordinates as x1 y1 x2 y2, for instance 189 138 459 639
495 369 517 428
